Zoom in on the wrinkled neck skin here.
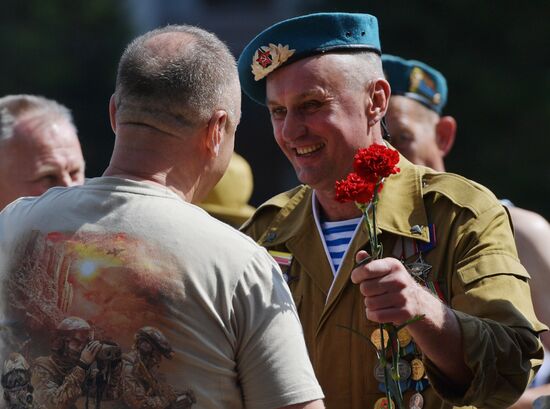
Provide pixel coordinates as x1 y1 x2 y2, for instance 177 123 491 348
103 123 208 203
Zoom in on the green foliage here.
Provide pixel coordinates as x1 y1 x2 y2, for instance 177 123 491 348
0 0 132 176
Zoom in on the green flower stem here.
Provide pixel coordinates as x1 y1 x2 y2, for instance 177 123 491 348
350 178 423 409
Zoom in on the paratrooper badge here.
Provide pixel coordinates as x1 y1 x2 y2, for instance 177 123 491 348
251 43 295 81
409 67 441 105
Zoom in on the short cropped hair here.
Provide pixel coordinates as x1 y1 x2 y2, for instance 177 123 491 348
114 25 240 129
0 95 74 142
344 51 385 89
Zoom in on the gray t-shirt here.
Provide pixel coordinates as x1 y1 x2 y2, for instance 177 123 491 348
0 177 323 409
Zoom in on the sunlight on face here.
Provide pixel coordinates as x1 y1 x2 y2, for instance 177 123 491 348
266 54 372 191
0 115 85 209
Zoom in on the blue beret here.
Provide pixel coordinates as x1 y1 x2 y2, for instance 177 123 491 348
382 54 447 114
238 12 381 105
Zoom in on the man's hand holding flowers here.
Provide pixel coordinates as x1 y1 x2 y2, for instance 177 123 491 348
351 249 472 393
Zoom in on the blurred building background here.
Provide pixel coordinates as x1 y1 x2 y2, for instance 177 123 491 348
2 0 549 218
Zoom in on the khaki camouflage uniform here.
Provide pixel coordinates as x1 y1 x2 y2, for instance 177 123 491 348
121 351 181 409
31 356 120 409
31 356 86 409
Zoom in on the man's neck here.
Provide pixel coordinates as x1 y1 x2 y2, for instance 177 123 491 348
103 159 201 203
314 188 362 221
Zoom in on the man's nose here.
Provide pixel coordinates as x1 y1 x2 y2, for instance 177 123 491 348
282 111 306 142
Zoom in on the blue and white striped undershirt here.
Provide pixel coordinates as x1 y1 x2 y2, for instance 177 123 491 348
321 217 362 274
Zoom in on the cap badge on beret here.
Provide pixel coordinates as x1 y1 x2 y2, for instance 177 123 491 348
409 67 441 105
251 43 295 81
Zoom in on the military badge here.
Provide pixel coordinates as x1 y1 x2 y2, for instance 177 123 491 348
374 396 395 409
268 250 294 283
409 392 424 409
409 67 441 105
251 43 295 81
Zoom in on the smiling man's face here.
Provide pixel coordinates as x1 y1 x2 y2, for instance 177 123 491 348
266 53 375 192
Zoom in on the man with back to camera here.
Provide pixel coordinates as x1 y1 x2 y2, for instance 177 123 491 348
382 54 550 409
238 12 545 408
0 24 324 409
0 94 85 210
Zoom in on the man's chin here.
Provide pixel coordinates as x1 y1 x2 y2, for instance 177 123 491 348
297 174 332 192
296 169 321 187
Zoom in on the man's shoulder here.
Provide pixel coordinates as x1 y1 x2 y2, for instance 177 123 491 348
259 185 310 210
422 169 501 217
0 183 85 220
241 185 310 231
32 356 57 373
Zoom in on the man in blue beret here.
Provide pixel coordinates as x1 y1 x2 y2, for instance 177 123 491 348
238 12 545 409
381 55 456 172
383 54 550 409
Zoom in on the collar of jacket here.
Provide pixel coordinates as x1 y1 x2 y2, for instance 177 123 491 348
252 152 431 246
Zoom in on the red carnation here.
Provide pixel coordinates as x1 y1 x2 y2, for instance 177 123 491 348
353 144 400 180
335 173 378 204
333 143 410 409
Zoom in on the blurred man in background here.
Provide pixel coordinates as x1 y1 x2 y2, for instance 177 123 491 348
382 54 550 409
199 152 256 228
0 94 85 210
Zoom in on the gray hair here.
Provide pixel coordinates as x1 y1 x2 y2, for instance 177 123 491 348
114 24 240 129
0 95 74 142
343 51 385 89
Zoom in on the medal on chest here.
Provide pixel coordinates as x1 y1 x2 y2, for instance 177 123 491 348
268 250 296 284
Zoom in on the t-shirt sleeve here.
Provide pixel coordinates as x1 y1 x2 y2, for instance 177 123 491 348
232 248 324 409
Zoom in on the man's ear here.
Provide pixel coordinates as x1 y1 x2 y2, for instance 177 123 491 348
435 115 457 157
366 78 391 126
205 110 228 157
109 95 117 134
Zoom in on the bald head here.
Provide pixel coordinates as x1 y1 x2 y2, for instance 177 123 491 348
0 95 85 210
346 51 385 87
106 25 242 203
114 25 241 133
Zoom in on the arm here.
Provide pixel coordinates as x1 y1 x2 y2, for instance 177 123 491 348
31 363 87 409
506 208 550 409
31 341 102 409
233 249 324 409
352 202 545 408
121 359 175 409
508 207 550 348
508 383 550 409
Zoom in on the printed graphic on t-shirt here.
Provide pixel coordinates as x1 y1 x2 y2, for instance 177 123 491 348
1 230 196 409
